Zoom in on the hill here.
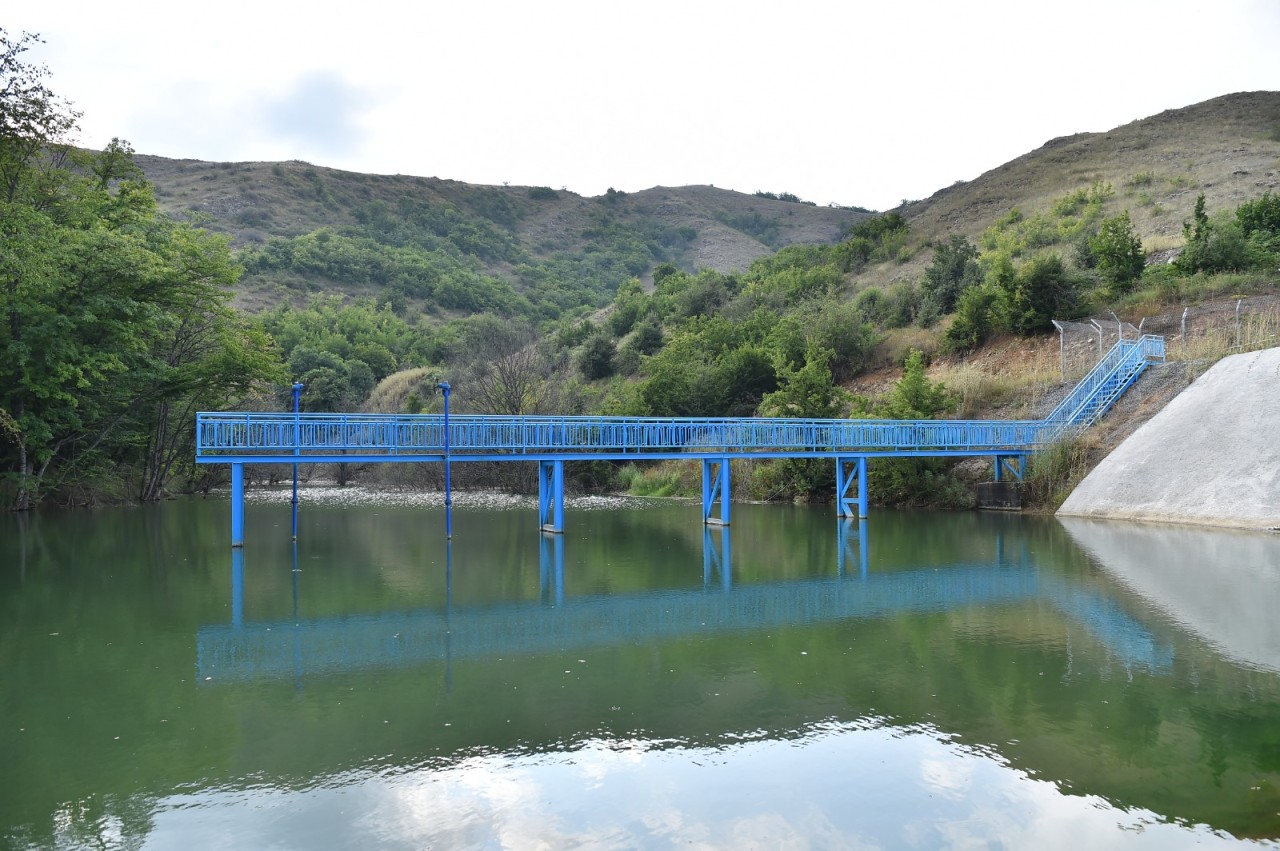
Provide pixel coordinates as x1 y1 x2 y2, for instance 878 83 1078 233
862 91 1280 285
135 155 870 314
136 93 1280 316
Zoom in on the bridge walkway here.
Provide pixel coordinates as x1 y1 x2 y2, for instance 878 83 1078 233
195 337 1165 544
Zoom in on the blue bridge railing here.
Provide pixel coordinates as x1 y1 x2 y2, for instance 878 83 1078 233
195 413 1061 462
197 336 1164 541
195 335 1164 464
1046 335 1164 427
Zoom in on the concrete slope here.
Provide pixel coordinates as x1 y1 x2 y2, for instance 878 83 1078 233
1057 346 1280 530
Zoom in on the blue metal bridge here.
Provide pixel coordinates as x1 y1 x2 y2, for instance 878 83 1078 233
197 336 1164 544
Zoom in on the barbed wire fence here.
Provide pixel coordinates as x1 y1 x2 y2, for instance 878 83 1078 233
1052 294 1280 378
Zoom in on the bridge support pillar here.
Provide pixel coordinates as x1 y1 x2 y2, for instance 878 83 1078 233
994 455 1026 482
538 460 565 533
231 462 245 548
231 549 245 627
701 458 731 526
835 456 868 519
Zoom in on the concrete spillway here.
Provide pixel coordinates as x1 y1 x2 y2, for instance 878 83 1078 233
1058 346 1280 530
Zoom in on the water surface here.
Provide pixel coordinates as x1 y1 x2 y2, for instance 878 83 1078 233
2 494 1279 848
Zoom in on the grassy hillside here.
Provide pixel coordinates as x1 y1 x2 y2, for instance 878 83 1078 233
863 91 1280 286
136 155 870 315
141 92 1280 510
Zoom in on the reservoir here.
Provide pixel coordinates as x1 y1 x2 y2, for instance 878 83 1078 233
3 493 1279 848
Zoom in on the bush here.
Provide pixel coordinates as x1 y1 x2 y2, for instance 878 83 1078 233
922 234 982 313
1090 211 1145 295
578 333 616 380
944 283 1005 353
1004 254 1083 335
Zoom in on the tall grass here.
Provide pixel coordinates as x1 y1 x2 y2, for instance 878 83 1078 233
615 461 698 497
1025 435 1099 510
931 350 1060 418
1168 306 1280 365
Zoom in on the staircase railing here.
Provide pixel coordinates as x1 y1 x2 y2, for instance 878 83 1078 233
1045 335 1165 432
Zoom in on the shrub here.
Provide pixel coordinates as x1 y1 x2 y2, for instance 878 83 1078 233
922 234 982 313
1090 211 1145 295
577 333 616 380
944 283 1005 353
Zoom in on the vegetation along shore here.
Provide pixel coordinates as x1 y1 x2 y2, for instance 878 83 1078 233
3 28 1279 512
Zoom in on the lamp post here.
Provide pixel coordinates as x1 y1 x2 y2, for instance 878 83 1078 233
438 381 452 539
291 382 304 540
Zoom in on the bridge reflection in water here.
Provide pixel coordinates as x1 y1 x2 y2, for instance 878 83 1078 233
199 521 1171 683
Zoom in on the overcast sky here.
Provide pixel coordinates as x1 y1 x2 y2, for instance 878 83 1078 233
8 1 1280 211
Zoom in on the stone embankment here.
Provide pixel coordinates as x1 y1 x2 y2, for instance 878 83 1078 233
1057 347 1280 531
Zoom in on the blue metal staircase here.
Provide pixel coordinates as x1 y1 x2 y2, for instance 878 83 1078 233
1045 336 1166 430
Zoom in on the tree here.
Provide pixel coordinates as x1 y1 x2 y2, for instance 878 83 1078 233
0 29 80 203
853 350 961 507
444 317 561 415
921 235 982 314
1090 211 1145 294
1 32 281 508
1175 195 1260 274
759 345 848 420
944 283 1005 353
1004 254 1081 335
578 331 616 380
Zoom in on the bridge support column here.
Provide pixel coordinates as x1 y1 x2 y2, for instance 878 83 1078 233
701 458 731 526
993 455 1026 482
538 460 565 533
835 456 868 519
231 462 245 548
837 518 869 579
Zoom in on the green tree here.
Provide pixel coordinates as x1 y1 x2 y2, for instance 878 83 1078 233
853 350 963 507
578 331 616 380
1090 211 1145 294
944 283 1005 353
1 33 281 508
921 234 982 314
1004 254 1080 335
1176 196 1254 274
759 345 848 420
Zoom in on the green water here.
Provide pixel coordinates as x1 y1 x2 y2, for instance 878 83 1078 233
2 493 1279 849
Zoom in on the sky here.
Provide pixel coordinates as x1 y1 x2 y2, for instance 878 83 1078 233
8 0 1280 211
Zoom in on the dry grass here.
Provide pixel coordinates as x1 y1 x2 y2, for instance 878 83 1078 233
364 367 438 414
877 326 943 368
1142 233 1183 253
932 346 1060 418
1167 306 1280 365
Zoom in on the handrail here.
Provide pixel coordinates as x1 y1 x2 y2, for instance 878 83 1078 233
195 413 1058 458
1045 335 1164 426
196 336 1165 464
